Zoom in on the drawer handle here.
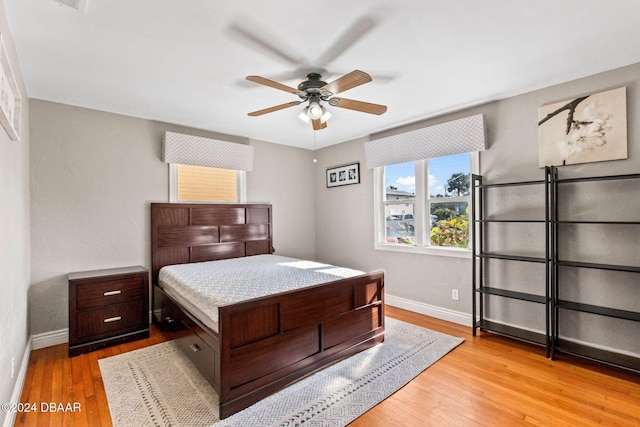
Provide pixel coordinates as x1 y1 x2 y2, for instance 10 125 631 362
103 316 122 323
103 290 122 296
189 343 201 353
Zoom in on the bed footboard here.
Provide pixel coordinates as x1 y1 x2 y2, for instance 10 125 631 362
217 271 384 419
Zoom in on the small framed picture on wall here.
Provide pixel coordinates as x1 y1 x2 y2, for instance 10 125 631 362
326 162 360 188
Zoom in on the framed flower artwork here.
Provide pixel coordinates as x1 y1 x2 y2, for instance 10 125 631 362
538 87 627 167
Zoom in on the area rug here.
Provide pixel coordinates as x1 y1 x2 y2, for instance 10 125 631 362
99 317 463 427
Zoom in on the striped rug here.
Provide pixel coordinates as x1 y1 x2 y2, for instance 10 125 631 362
99 317 463 427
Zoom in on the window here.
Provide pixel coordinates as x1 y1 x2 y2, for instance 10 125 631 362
169 164 246 203
427 154 471 248
374 152 476 257
384 162 417 245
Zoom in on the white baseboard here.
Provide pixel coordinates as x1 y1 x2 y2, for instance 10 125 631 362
30 310 156 351
3 337 32 427
386 294 472 327
31 328 68 350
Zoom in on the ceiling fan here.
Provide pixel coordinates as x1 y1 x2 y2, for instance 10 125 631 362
246 70 387 130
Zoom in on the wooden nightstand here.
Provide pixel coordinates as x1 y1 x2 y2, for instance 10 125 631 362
68 266 149 357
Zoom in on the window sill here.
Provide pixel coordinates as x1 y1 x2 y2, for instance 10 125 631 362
373 242 472 259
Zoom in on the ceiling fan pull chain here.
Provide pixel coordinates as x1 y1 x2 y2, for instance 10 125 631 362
313 131 317 163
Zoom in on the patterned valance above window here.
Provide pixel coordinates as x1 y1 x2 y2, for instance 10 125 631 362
364 114 487 168
163 131 254 171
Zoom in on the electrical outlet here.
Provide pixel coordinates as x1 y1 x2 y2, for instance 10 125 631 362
452 289 459 301
11 357 15 379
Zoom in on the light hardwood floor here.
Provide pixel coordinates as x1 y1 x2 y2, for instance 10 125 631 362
14 306 640 426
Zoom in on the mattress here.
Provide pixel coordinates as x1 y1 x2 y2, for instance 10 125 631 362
158 254 366 333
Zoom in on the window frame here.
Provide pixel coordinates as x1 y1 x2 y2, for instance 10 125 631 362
373 152 478 258
168 163 247 203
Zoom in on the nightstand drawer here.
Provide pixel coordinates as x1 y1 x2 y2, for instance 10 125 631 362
77 276 144 309
76 299 145 340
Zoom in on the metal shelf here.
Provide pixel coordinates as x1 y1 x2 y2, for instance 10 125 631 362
556 220 640 225
477 252 546 264
555 172 640 184
477 287 547 304
475 219 546 223
477 179 546 188
557 300 640 322
555 339 640 373
557 260 640 274
476 320 548 347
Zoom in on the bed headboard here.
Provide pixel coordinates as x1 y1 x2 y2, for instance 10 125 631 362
150 203 273 283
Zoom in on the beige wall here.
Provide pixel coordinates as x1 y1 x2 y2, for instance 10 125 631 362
315 62 640 355
0 0 30 422
22 51 640 363
247 138 316 259
29 100 315 336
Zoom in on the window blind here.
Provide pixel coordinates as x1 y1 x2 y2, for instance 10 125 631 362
163 131 254 171
364 114 486 168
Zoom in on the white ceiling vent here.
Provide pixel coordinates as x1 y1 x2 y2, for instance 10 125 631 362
51 0 87 13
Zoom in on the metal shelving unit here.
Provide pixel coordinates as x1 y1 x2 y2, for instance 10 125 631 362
473 167 640 371
471 168 553 357
551 167 640 371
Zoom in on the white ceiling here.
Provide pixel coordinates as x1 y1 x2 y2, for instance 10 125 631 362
5 0 640 149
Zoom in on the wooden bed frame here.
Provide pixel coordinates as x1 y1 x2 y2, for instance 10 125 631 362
150 203 385 419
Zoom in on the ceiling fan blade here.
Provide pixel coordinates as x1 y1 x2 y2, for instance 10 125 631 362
248 101 302 117
311 119 327 130
246 76 301 94
228 21 305 67
328 97 387 115
314 16 378 66
320 70 372 96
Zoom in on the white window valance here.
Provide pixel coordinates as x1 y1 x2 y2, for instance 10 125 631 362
364 114 487 168
163 131 254 171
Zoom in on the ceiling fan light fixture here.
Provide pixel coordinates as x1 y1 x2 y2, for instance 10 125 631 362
307 102 323 120
320 108 332 124
298 107 310 124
